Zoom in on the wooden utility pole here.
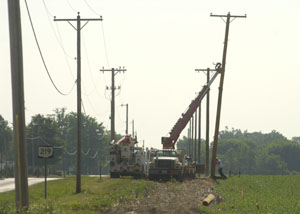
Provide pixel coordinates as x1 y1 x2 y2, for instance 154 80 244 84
7 0 29 210
205 70 210 176
100 67 126 142
54 12 102 193
210 12 246 177
188 120 192 156
132 120 135 138
194 110 197 162
198 104 201 164
121 104 129 135
191 115 194 159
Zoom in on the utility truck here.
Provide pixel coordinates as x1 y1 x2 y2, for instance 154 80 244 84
148 149 184 181
110 135 146 178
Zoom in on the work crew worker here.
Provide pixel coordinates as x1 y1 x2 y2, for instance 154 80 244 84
216 158 226 179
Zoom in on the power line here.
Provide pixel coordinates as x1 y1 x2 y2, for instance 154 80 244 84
42 0 76 83
82 0 110 67
83 0 101 16
101 22 110 68
82 34 102 97
24 0 76 96
65 0 77 13
89 151 98 159
42 0 75 61
81 98 87 114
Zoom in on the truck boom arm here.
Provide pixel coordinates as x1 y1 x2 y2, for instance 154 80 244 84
162 66 221 149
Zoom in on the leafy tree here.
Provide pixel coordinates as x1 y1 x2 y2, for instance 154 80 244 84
0 115 13 177
178 127 300 175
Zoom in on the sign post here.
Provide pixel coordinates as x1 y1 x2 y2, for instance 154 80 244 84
38 146 54 199
99 161 102 181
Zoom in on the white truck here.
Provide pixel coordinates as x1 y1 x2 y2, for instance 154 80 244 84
110 135 147 178
148 149 184 181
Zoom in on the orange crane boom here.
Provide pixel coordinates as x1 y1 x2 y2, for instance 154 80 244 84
162 64 221 149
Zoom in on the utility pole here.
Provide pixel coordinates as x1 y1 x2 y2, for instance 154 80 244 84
121 104 128 135
195 67 218 176
7 0 29 210
194 110 197 162
210 12 246 177
191 115 194 159
198 104 201 165
54 12 102 193
189 120 192 156
31 131 35 176
100 67 126 142
132 120 135 138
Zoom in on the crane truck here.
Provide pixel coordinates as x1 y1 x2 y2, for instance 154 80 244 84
148 63 222 181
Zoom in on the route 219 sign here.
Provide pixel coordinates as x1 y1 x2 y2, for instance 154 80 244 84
38 146 54 158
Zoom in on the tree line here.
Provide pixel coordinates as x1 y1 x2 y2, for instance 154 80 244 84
1 110 300 177
0 108 122 178
177 127 300 175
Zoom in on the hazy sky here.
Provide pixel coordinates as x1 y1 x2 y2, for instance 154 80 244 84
1 0 300 149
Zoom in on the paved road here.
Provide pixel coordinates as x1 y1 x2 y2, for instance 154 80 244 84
0 177 61 193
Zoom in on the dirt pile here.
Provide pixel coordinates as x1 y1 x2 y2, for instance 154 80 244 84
108 177 224 214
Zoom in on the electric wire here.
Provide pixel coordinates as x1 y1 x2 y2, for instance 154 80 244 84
42 0 75 80
83 0 100 16
66 0 77 13
89 151 98 159
24 0 76 96
81 98 87 114
82 34 102 96
82 0 109 67
82 148 90 156
65 149 77 155
26 135 95 157
26 136 64 149
101 22 110 68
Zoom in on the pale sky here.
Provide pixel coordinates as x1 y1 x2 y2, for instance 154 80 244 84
1 0 300 149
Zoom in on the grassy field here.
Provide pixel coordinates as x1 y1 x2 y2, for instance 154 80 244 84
1 175 300 213
200 175 300 214
0 176 152 214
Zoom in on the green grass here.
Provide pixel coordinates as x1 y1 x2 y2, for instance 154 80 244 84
0 176 152 214
200 175 300 214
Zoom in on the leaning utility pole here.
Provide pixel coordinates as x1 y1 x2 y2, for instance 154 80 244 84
7 0 29 210
195 67 218 175
100 67 126 142
54 12 102 193
210 12 246 177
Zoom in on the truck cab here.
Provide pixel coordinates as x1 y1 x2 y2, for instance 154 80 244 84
148 149 184 181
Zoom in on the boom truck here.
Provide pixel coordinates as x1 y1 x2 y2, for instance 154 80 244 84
110 135 146 178
148 63 222 181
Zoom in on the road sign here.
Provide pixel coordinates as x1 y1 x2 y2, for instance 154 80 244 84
37 146 54 199
38 146 54 158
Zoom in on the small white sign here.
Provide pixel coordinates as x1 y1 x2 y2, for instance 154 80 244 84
38 146 54 158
